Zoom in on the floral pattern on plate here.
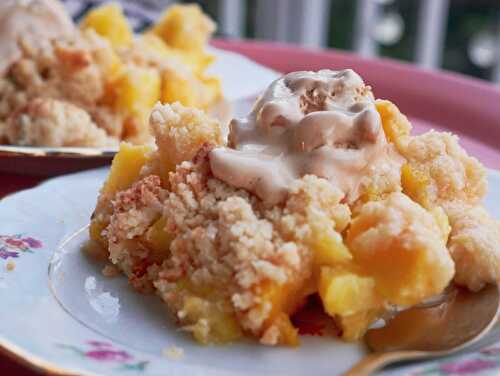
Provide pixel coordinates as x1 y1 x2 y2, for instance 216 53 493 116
0 234 43 259
411 346 500 375
57 340 149 371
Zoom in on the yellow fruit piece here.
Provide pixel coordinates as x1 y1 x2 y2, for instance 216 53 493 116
318 266 379 317
255 277 314 346
102 143 153 194
161 69 221 110
346 193 454 307
185 51 216 75
431 206 451 243
89 218 108 249
114 66 161 119
151 4 215 51
198 73 222 107
176 281 243 345
106 51 124 82
141 34 215 75
90 143 152 249
375 99 412 145
140 34 185 61
401 163 431 208
270 313 299 346
161 69 198 107
80 3 133 49
337 310 382 341
143 217 174 262
311 226 352 266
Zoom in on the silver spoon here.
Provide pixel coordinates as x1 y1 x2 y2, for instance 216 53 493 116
343 284 500 376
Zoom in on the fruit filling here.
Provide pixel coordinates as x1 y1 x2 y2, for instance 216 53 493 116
90 69 500 345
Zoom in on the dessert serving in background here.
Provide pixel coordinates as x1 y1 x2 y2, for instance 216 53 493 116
89 68 500 346
0 0 221 147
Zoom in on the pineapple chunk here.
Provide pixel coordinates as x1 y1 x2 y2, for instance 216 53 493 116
114 66 161 119
255 276 315 346
318 266 379 317
431 206 451 243
317 266 383 341
161 69 222 109
198 74 222 108
185 51 217 75
401 163 431 209
89 217 108 249
90 143 152 248
310 226 352 266
161 69 198 107
141 34 216 75
375 99 412 146
346 193 455 306
181 295 242 345
265 313 299 346
175 281 243 344
80 3 133 49
151 4 215 52
101 143 153 194
337 310 382 341
142 217 174 262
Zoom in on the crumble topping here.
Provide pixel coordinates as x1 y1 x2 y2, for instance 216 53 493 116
90 70 500 346
0 1 222 147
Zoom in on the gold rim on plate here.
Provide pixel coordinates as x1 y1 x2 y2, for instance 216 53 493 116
0 145 118 158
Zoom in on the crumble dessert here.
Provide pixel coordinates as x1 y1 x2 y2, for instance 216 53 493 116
0 0 221 147
90 69 500 346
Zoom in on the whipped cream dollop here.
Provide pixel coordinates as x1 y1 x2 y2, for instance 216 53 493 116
0 0 76 75
209 69 403 205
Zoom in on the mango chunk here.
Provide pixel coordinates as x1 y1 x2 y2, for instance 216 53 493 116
80 3 133 49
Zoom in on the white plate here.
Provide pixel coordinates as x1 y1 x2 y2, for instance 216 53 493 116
0 48 279 176
1 168 500 375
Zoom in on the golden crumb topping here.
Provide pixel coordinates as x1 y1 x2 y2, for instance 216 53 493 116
1 1 222 147
89 70 500 347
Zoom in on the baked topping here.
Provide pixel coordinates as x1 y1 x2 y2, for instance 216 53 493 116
0 2 222 147
0 0 76 75
209 69 404 205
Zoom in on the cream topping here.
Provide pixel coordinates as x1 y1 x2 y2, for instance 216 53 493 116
209 69 403 205
0 0 76 75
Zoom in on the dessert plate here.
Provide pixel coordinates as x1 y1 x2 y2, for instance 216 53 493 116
0 47 278 176
1 167 500 376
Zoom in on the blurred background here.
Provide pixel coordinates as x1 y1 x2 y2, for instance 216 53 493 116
63 0 500 83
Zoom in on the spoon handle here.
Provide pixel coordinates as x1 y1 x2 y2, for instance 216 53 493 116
342 351 428 376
